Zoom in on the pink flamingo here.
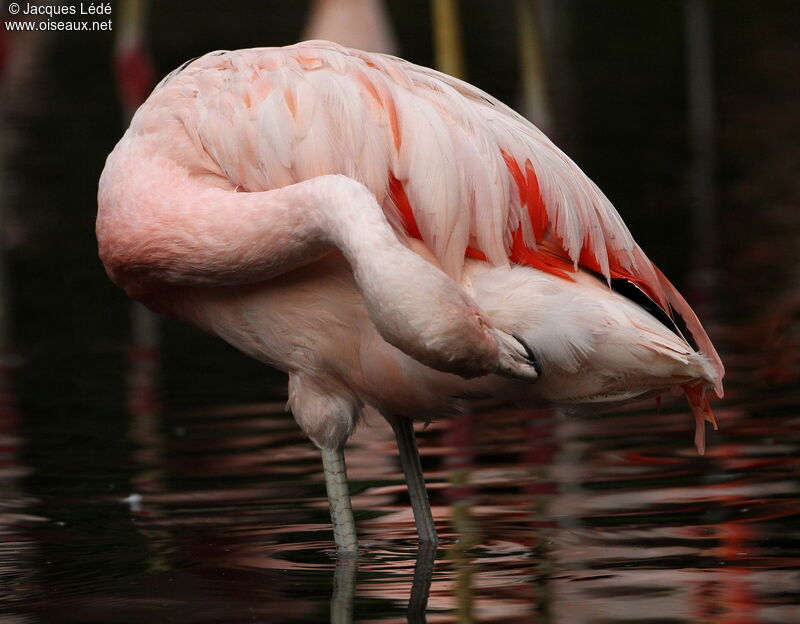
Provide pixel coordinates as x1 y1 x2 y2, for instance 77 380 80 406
97 41 724 553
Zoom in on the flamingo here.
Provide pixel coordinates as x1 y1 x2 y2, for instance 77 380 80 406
96 41 724 553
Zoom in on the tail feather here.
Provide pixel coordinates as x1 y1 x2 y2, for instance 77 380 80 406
655 267 725 398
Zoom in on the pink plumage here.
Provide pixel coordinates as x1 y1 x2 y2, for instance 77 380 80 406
97 41 724 551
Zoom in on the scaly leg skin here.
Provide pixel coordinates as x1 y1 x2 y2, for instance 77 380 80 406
320 446 358 554
387 415 439 546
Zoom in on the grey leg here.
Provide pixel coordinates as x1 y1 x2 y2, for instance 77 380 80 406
330 556 357 624
408 542 436 623
387 416 439 545
320 447 358 553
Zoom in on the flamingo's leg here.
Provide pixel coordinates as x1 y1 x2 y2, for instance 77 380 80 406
387 415 438 545
288 375 360 553
99 161 538 382
320 446 358 554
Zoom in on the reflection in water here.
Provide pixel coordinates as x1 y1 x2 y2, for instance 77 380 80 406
10 373 799 623
5 326 800 624
331 558 357 624
0 362 39 624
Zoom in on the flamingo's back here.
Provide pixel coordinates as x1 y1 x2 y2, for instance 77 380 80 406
150 42 634 280
137 41 722 395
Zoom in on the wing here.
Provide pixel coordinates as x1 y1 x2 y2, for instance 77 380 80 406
159 41 723 396
355 43 724 397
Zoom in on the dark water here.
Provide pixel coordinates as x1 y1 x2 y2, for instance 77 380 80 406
2 2 800 623
3 346 800 623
